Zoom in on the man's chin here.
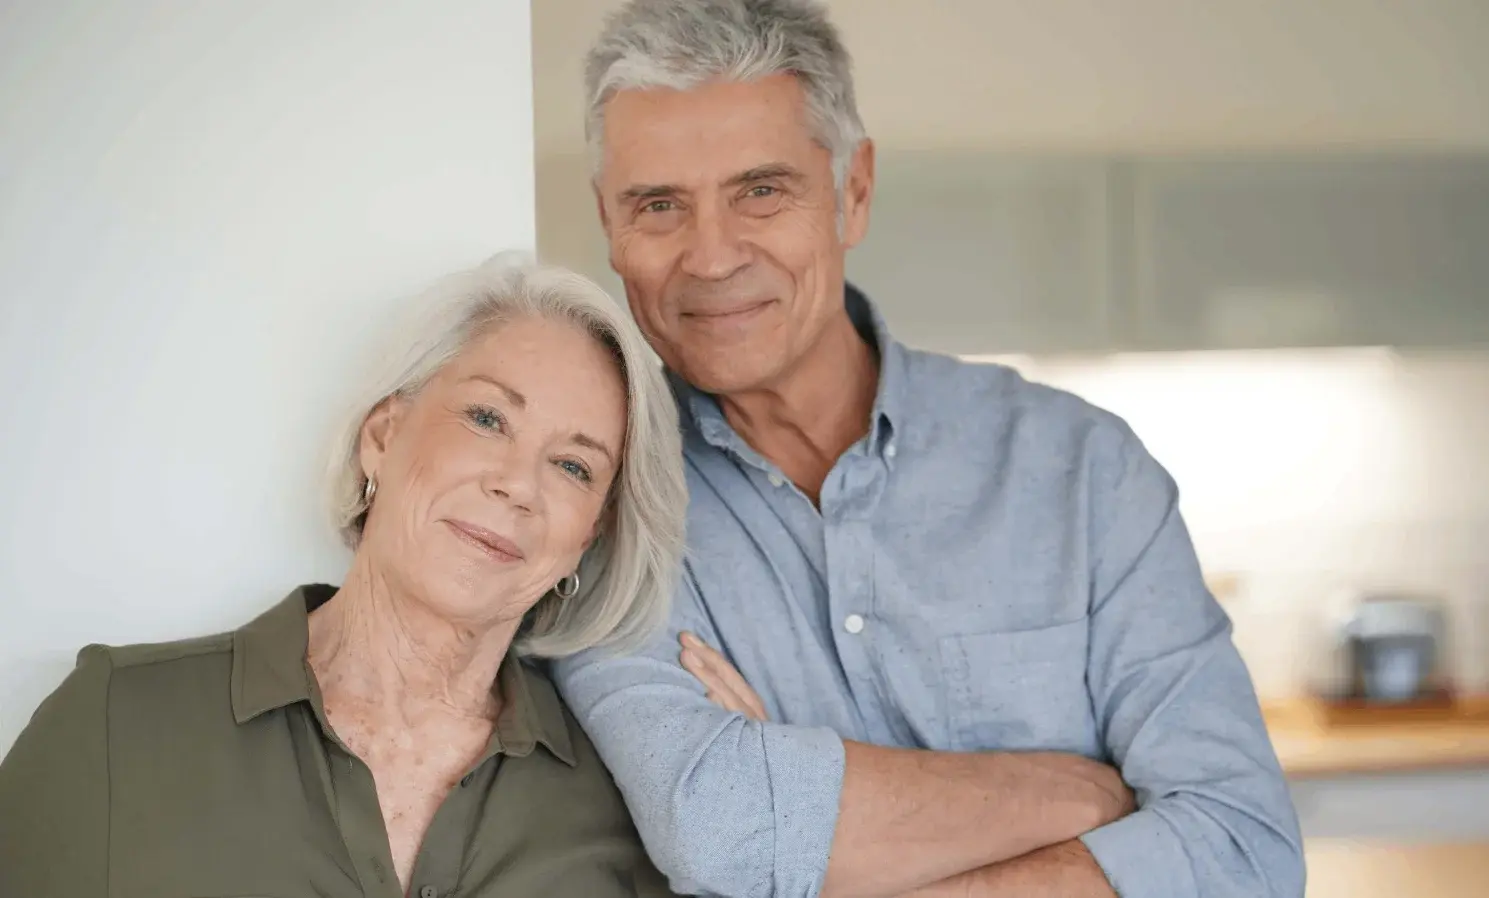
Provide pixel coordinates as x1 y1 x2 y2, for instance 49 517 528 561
673 355 786 398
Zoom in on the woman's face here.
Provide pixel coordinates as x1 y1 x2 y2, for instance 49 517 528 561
357 315 627 627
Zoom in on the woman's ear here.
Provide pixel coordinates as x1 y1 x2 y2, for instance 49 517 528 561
356 394 406 483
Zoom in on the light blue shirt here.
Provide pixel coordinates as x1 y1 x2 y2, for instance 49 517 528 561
553 289 1304 898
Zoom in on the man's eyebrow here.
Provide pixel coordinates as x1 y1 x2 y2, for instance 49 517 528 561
617 164 804 203
727 163 803 186
618 183 679 203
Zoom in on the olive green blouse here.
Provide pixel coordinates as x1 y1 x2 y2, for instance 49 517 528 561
0 585 674 898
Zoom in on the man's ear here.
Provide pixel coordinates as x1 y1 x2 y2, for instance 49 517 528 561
595 182 627 277
841 137 876 250
594 180 612 236
357 394 407 483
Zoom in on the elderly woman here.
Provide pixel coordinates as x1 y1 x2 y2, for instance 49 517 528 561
0 255 685 897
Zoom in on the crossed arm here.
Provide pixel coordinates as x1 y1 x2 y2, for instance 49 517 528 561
555 570 1132 898
682 632 1122 898
554 432 1303 898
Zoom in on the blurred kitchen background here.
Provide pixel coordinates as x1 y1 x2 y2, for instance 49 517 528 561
534 1 1489 893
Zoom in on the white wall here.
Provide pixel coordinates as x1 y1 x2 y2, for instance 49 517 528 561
0 1 535 755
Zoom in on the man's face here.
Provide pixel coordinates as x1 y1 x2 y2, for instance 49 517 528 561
595 74 873 395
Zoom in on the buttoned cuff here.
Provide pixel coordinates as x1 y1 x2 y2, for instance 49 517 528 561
764 724 846 898
1079 807 1197 898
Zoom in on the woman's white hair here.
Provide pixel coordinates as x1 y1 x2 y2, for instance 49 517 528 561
584 0 866 190
326 251 686 658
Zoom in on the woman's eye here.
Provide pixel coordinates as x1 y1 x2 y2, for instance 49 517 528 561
557 459 593 483
465 405 505 432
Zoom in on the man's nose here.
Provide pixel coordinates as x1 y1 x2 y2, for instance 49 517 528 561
679 205 750 281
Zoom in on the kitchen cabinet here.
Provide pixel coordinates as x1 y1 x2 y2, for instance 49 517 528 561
1263 693 1489 778
849 153 1115 355
1130 155 1489 351
1262 695 1489 843
1305 840 1489 898
852 150 1489 355
1291 770 1489 843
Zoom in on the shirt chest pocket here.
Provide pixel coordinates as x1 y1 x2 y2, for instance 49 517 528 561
937 618 1094 752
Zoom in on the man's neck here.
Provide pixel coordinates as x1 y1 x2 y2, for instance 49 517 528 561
717 310 879 504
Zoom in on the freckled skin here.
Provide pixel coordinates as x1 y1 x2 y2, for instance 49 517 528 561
308 316 628 891
322 692 491 885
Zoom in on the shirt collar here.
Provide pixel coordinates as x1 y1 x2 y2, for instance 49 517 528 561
230 584 575 767
231 584 321 724
673 281 906 462
847 281 905 459
491 650 577 766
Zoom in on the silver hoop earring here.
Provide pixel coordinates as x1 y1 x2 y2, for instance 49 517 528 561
362 475 378 507
555 572 579 599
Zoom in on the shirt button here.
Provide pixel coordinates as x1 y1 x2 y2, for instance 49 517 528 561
768 473 784 488
885 443 897 460
843 614 865 634
419 887 438 898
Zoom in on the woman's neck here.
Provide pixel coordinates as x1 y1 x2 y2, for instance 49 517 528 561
306 557 519 725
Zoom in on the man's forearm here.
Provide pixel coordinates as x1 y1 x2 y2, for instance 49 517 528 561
820 742 1130 898
902 840 1118 898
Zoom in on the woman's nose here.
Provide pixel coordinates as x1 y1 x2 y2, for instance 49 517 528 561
481 454 540 513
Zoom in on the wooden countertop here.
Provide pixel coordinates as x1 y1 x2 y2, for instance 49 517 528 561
1305 840 1489 898
1262 694 1489 777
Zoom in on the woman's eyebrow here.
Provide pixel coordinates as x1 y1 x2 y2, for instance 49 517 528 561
462 374 526 409
571 433 617 467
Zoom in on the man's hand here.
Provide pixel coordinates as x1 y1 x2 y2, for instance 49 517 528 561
1067 756 1136 825
679 631 769 721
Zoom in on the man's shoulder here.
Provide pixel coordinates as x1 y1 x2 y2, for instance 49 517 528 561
896 346 1138 456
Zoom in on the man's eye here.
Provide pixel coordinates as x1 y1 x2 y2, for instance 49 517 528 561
642 200 675 214
747 185 776 197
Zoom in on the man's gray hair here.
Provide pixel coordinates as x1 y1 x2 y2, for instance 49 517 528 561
326 252 687 658
584 0 866 187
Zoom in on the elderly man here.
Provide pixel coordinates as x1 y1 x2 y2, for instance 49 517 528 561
553 1 1304 896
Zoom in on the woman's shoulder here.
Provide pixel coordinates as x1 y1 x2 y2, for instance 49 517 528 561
35 631 238 732
68 587 314 714
503 659 671 890
513 658 626 787
85 629 236 670
73 628 237 689
2 631 240 779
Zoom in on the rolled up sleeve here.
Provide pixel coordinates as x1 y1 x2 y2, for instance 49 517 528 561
1077 424 1305 898
552 564 846 898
